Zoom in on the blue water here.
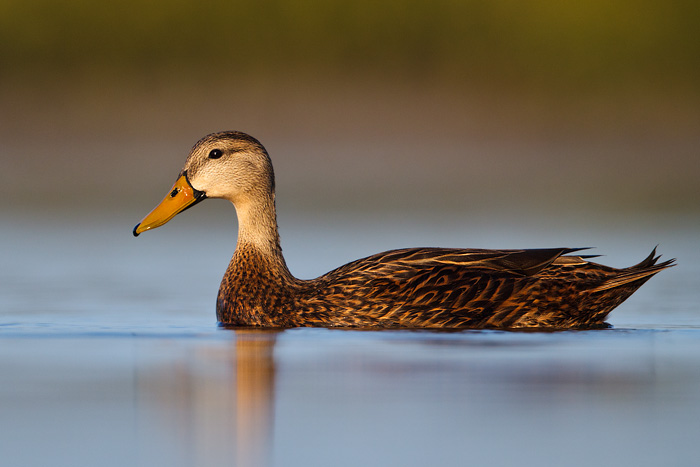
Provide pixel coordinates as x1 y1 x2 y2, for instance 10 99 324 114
1 209 699 466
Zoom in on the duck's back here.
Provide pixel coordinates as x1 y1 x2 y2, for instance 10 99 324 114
287 247 673 329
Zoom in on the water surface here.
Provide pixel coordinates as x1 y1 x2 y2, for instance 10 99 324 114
1 210 699 466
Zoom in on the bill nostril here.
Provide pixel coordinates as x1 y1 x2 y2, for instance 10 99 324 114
170 188 179 198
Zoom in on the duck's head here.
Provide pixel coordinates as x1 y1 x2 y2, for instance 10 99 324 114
133 131 274 236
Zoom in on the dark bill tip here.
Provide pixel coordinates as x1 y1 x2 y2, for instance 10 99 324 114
133 224 141 237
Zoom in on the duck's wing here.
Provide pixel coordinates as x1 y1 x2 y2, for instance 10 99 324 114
306 247 586 328
324 247 589 280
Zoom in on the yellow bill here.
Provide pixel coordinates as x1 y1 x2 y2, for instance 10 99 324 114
133 174 206 236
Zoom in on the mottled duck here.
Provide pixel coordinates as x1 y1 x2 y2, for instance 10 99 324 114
134 131 674 329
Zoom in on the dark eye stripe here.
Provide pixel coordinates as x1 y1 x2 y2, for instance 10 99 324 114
209 149 223 159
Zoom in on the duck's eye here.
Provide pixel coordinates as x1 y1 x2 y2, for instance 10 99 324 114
208 149 223 159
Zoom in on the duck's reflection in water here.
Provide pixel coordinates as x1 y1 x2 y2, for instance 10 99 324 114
136 329 279 467
233 329 278 467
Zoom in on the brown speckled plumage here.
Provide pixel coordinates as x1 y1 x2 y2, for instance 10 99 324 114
217 245 673 329
135 131 675 329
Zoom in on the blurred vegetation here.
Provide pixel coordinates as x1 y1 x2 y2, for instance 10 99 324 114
1 0 699 92
1 0 698 214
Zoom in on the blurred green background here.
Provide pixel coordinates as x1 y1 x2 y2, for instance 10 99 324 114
2 0 699 217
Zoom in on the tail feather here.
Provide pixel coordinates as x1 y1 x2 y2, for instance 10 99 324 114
631 245 661 269
592 248 675 292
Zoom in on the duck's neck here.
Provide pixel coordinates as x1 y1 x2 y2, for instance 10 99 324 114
232 193 290 274
219 194 298 326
